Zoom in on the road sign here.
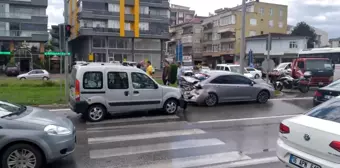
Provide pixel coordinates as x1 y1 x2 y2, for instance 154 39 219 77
0 52 11 55
183 55 192 62
261 59 275 72
44 52 70 56
88 53 93 61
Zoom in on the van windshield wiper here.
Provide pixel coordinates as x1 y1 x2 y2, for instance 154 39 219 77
0 106 27 118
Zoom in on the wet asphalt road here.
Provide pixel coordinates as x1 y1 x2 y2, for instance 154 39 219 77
46 97 314 168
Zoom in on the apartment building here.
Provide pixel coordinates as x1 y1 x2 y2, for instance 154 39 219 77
170 4 195 26
287 25 329 48
201 0 287 68
0 0 48 71
68 0 170 69
167 17 205 64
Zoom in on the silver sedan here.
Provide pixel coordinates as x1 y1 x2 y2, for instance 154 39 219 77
185 71 275 106
17 69 50 80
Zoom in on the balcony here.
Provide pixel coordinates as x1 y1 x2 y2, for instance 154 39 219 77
220 37 236 43
140 30 169 39
203 23 213 32
0 12 47 20
0 30 48 41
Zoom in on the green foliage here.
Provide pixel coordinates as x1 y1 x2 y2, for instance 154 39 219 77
291 22 317 48
169 64 178 84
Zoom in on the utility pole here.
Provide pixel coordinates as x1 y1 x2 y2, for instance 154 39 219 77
266 33 271 83
63 0 69 101
239 0 247 74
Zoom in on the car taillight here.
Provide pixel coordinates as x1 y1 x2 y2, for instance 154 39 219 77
330 141 340 152
279 123 290 134
75 79 80 101
314 90 322 97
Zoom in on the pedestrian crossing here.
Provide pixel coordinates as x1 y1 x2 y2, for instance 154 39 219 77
84 115 280 168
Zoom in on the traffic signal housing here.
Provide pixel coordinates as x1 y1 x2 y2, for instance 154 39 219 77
65 24 72 39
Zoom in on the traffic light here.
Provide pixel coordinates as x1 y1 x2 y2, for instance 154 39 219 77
65 24 72 39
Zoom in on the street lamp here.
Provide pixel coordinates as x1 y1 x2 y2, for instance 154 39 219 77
239 0 247 74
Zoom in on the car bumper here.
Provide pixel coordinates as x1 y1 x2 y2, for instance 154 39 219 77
69 100 89 114
277 138 338 168
46 130 76 163
184 91 208 104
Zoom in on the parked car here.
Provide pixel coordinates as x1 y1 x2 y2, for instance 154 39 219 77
17 69 50 80
185 71 275 106
313 79 340 106
69 63 185 122
122 61 137 67
267 62 291 81
246 67 262 79
215 64 254 79
5 66 19 77
0 100 76 168
277 97 340 168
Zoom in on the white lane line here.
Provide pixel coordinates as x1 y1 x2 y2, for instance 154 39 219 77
86 121 188 132
86 115 180 125
88 129 205 144
89 138 225 159
271 97 313 101
204 156 279 168
194 114 299 124
131 152 251 168
49 108 71 112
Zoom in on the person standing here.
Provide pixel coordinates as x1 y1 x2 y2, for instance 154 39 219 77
162 60 170 85
146 61 154 77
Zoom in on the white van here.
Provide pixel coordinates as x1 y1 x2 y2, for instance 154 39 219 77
69 63 184 122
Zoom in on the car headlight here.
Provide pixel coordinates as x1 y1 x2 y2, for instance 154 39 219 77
44 125 71 135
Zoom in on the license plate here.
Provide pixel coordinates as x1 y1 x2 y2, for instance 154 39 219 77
289 154 321 168
325 95 334 99
319 82 324 85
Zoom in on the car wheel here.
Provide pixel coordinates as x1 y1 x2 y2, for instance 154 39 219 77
163 99 178 114
257 90 269 104
1 143 43 168
205 93 218 107
86 104 107 122
42 77 49 80
20 77 26 80
255 74 260 79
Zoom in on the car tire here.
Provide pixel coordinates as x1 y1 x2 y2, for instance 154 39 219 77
20 77 26 80
42 77 49 80
205 93 218 107
257 90 269 104
255 74 260 79
86 104 107 122
163 98 178 114
1 143 44 168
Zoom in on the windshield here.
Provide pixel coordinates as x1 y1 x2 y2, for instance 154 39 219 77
275 63 289 69
229 66 249 73
0 101 25 117
306 60 332 70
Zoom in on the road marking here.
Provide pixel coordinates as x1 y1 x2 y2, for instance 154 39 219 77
86 115 180 125
271 97 313 101
49 108 71 112
194 114 299 124
86 121 188 132
89 138 225 159
129 152 251 168
88 129 205 144
204 156 279 168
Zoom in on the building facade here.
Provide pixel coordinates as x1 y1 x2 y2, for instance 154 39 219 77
201 1 288 68
0 0 48 71
287 25 329 48
329 37 340 48
170 4 195 26
246 33 308 66
68 0 170 69
167 17 204 64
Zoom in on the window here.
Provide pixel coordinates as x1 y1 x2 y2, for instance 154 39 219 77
139 22 149 30
278 22 283 28
219 15 236 26
261 31 264 34
125 6 132 14
108 4 119 12
194 28 201 33
279 9 283 17
289 41 298 48
249 31 256 36
108 20 119 29
131 72 156 89
250 18 257 25
259 8 264 15
229 75 252 84
83 72 103 89
107 72 129 89
93 37 106 48
225 67 230 71
108 37 132 49
210 75 228 84
269 20 274 28
297 61 304 69
178 12 184 17
306 99 340 124
246 68 255 71
140 6 149 15
125 22 131 30
213 20 219 27
269 8 273 16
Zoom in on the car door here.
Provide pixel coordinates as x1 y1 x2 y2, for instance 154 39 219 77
26 70 37 79
229 75 255 100
106 71 132 113
130 72 162 110
209 75 237 102
34 70 45 79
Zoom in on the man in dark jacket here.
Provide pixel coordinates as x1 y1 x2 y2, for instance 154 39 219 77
162 60 170 85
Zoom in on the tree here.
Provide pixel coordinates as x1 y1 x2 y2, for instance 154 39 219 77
291 22 317 48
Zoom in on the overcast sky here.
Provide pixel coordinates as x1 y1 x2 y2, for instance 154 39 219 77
47 0 340 38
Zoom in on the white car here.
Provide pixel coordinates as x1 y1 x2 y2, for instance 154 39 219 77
277 97 340 168
215 64 254 79
246 67 262 79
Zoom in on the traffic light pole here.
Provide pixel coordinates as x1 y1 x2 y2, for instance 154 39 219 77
64 0 69 101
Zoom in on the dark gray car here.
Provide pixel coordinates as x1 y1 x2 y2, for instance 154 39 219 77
0 101 76 168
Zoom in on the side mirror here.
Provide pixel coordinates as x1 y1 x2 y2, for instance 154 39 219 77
154 83 159 89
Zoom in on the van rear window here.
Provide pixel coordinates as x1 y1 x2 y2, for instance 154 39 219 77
83 72 103 89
